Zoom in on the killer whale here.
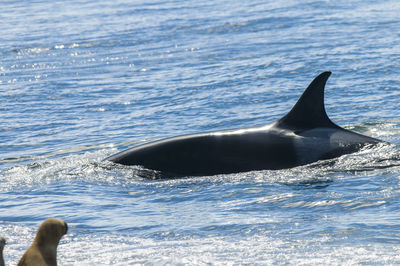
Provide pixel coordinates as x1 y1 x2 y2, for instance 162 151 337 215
107 71 383 177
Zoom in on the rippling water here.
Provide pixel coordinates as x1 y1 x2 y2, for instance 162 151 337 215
1 0 400 265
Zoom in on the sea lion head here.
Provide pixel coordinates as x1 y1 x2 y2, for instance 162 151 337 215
18 218 68 266
0 237 5 249
34 218 68 247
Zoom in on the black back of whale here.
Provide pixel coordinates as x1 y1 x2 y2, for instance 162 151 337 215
107 72 382 177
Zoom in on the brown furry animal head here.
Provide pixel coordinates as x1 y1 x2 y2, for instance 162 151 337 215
18 218 68 266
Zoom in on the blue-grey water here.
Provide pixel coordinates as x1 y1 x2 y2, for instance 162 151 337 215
1 0 400 265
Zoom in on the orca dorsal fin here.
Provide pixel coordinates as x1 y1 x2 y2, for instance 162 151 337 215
275 71 340 131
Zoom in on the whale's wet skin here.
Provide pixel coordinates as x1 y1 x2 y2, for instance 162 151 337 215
107 72 384 177
1 0 400 265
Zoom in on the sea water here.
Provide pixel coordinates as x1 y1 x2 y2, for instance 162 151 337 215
1 0 400 265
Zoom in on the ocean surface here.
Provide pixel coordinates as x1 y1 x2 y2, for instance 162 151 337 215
1 0 400 265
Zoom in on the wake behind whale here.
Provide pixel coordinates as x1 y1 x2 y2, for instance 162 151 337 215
107 72 384 177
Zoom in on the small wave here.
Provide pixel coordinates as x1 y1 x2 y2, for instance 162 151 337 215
0 143 115 164
330 142 400 173
7 41 103 55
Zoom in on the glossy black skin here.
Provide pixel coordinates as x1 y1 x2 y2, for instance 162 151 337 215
107 72 383 177
108 128 297 176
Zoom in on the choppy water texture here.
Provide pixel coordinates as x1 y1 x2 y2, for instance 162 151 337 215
1 0 400 265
